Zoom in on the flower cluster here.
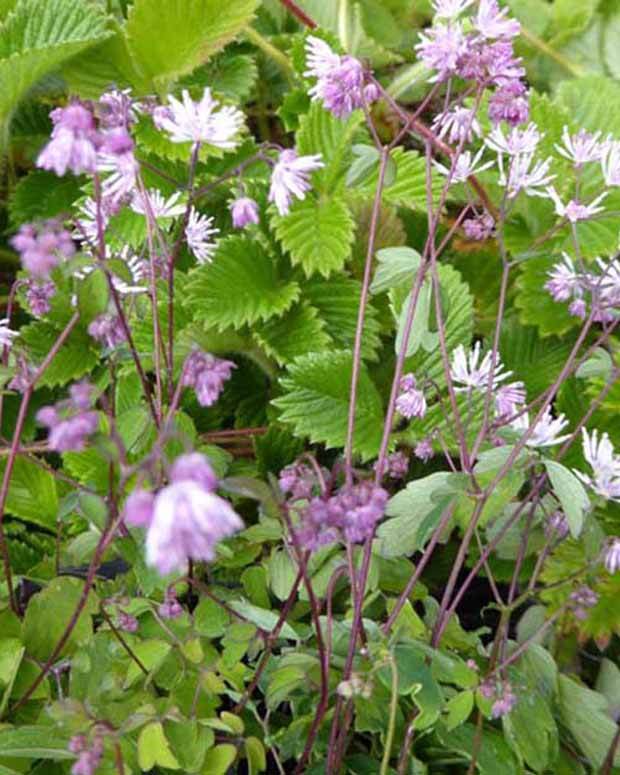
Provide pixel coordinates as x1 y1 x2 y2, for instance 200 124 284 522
305 37 379 120
88 314 127 349
123 453 243 575
182 349 235 407
159 588 184 619
69 735 103 775
24 279 56 318
11 219 75 278
479 678 517 718
575 429 620 501
36 382 99 453
295 480 388 551
279 462 319 501
417 0 527 127
546 253 620 322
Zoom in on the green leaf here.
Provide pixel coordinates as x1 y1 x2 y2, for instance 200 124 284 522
556 75 620 138
273 350 384 461
22 577 97 661
202 744 237 775
272 193 355 278
77 268 109 325
370 246 422 295
126 0 259 88
515 256 579 337
193 596 229 638
0 727 72 760
20 321 98 387
187 51 257 102
0 639 24 717
269 549 298 602
125 640 172 688
356 147 437 210
0 0 109 130
137 722 180 771
266 664 307 710
229 599 299 640
576 347 613 380
184 236 300 331
0 455 57 528
445 690 474 730
165 719 214 773
544 460 590 538
253 302 331 364
8 171 82 228
245 737 267 774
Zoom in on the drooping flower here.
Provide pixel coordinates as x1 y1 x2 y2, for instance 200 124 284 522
414 438 434 462
395 373 427 419
182 349 235 407
498 152 554 198
159 588 184 619
432 106 481 145
485 123 541 156
555 127 603 166
511 407 570 447
381 451 410 479
0 319 18 351
185 208 219 263
268 149 324 216
97 149 139 204
37 102 100 177
143 454 244 575
488 80 529 126
230 196 260 228
545 187 607 223
155 88 244 149
37 391 99 453
491 683 517 718
495 381 526 419
463 212 495 240
88 314 127 349
474 0 520 39
11 220 76 277
450 342 511 391
117 611 139 633
131 189 185 220
574 428 620 501
605 538 620 574
434 148 494 183
415 22 468 81
545 511 569 540
97 88 138 130
24 279 55 318
123 488 156 527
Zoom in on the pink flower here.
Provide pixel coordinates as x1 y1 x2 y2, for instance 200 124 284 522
416 22 468 81
159 589 183 619
156 88 244 148
382 451 410 479
605 538 620 574
450 343 511 391
24 279 55 318
474 0 520 40
123 488 156 527
545 254 582 302
230 197 260 228
269 149 324 216
556 127 603 166
495 381 525 419
488 80 529 126
432 0 474 18
37 102 100 177
88 314 127 349
463 213 495 240
395 374 427 419
434 148 494 183
414 438 434 462
545 187 607 223
182 350 235 407
485 123 541 156
279 463 316 500
185 208 219 263
498 152 554 198
36 382 99 453
11 220 75 278
432 106 481 144
169 452 218 492
511 407 570 447
574 428 620 501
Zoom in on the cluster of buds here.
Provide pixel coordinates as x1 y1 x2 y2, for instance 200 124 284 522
182 349 236 407
479 677 517 718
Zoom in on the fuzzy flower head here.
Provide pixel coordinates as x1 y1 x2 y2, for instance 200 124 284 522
605 538 620 574
155 88 244 149
556 127 604 166
24 279 55 318
97 88 138 130
159 588 184 619
474 0 520 40
69 735 103 775
488 80 529 127
37 383 99 453
601 140 620 187
379 451 410 480
11 219 76 278
97 149 139 204
182 349 235 407
416 22 467 82
574 428 620 501
432 0 474 18
414 438 434 462
432 106 481 145
279 462 318 501
395 373 427 419
37 102 100 177
570 585 598 620
498 152 555 198
268 149 324 216
230 196 260 229
463 212 495 241
495 381 526 419
486 123 541 157
545 254 582 302
88 314 127 349
545 187 607 223
450 342 511 391
511 407 570 448
434 148 493 183
185 208 219 263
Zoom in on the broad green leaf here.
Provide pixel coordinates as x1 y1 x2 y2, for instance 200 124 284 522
576 347 613 380
370 246 421 295
20 321 99 387
245 737 267 775
544 460 590 538
556 75 620 137
269 549 298 602
0 0 109 131
266 664 307 710
272 193 355 278
22 577 97 661
445 690 474 730
515 256 578 337
126 0 259 88
193 596 229 638
137 722 180 771
436 723 521 775
8 171 81 228
253 302 331 364
0 639 24 717
229 600 299 640
356 147 438 210
165 720 214 773
202 744 237 775
77 268 109 325
273 350 384 461
187 51 257 101
124 640 171 688
184 236 300 330
0 727 72 759
0 455 57 527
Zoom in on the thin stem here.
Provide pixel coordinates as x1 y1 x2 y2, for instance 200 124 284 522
278 0 317 28
380 656 399 775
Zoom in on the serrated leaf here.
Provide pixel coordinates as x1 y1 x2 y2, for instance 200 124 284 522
304 277 382 361
20 321 98 387
0 455 57 528
184 50 257 101
273 350 383 460
0 0 110 129
273 194 355 278
556 75 620 138
184 236 300 330
8 171 81 227
356 147 437 210
253 302 331 364
126 0 259 88
371 246 422 295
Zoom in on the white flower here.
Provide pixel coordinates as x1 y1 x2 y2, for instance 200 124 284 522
131 189 186 220
0 319 18 350
605 538 620 574
268 149 324 216
304 36 342 80
545 253 583 302
73 197 107 244
485 123 541 157
450 342 511 391
574 428 620 501
545 187 607 223
432 0 474 19
97 151 139 202
498 153 555 198
555 126 603 166
185 208 219 263
474 0 520 39
434 148 493 183
511 407 570 447
432 106 481 145
600 140 620 186
156 88 244 148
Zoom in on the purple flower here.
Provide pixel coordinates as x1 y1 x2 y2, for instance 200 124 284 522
146 480 243 575
414 438 434 462
97 88 138 129
495 381 526 419
97 149 139 204
155 88 244 149
169 452 218 492
463 212 495 241
279 463 316 500
185 208 219 263
88 314 127 349
604 538 620 574
450 343 511 391
545 511 569 540
11 220 75 278
474 0 520 40
498 152 554 198
488 80 529 126
269 149 324 216
382 451 409 479
545 254 582 302
159 589 184 619
395 373 427 419
117 611 139 633
230 197 260 228
37 383 99 453
123 488 156 528
8 357 33 392
24 279 55 318
182 350 235 407
574 428 620 501
416 22 467 82
601 141 620 186
486 123 541 156
491 684 517 718
511 407 570 448
432 106 481 145
70 736 103 775
434 148 494 183
545 187 607 223
432 0 474 18
570 585 598 619
556 127 603 166
131 189 185 220
37 102 100 177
